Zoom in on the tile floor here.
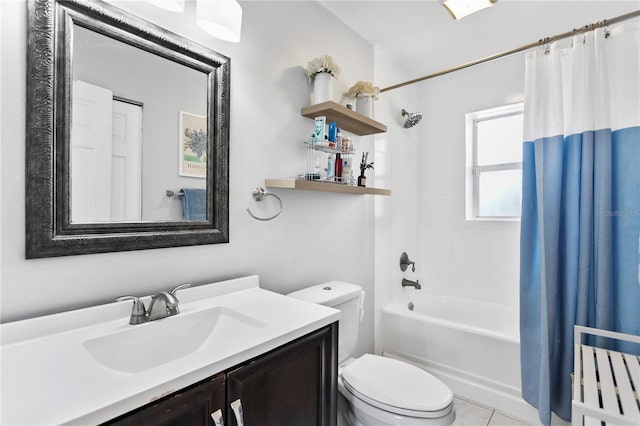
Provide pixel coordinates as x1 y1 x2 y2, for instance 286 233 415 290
452 396 535 426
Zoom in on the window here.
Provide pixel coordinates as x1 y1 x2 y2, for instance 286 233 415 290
465 103 524 220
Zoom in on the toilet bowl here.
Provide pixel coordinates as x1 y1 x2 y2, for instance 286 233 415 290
288 282 455 426
339 354 455 426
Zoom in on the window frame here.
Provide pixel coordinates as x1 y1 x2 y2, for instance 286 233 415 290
465 102 524 221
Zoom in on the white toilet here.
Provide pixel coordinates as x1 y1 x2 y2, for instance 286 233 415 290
288 281 456 426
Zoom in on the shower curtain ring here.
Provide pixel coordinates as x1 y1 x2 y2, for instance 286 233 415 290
540 37 551 55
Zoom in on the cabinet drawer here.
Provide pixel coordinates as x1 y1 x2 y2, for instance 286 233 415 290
103 374 225 426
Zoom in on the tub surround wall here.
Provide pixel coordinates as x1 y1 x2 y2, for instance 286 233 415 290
372 52 421 354
0 0 375 357
415 54 524 309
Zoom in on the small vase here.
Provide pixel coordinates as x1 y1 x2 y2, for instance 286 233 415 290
356 96 373 117
313 72 333 103
358 175 366 187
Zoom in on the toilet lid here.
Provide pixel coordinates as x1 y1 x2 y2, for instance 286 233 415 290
341 354 453 414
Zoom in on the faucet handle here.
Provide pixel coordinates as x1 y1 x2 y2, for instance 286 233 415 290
116 296 148 324
164 283 190 317
116 296 146 314
400 252 416 273
170 283 191 298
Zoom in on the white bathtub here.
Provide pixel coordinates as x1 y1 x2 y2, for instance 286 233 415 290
381 295 540 424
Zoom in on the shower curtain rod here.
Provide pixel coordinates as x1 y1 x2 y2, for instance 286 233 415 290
380 9 640 93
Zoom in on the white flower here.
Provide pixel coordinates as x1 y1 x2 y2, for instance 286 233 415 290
304 54 341 83
347 81 380 99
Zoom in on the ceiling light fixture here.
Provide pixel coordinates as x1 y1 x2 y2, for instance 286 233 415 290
197 0 243 43
145 0 185 13
443 0 496 20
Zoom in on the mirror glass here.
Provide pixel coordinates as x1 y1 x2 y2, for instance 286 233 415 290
71 25 207 222
25 0 230 258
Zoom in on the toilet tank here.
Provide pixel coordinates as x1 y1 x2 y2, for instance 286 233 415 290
288 281 364 363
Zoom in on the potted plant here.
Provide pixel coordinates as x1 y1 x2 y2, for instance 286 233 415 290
304 54 341 103
347 81 380 117
358 151 374 187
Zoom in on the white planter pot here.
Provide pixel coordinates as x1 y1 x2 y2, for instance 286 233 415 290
356 96 373 117
313 72 333 103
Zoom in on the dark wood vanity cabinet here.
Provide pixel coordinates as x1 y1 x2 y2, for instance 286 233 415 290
226 323 338 426
104 323 338 426
105 374 226 426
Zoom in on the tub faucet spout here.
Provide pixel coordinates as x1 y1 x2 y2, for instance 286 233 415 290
402 278 421 289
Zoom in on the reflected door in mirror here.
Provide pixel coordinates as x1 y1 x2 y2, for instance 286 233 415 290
111 100 143 221
71 81 142 223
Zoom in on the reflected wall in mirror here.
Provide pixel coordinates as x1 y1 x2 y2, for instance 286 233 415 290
71 25 208 223
26 0 230 258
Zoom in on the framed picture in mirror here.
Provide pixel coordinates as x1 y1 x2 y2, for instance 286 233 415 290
179 112 207 179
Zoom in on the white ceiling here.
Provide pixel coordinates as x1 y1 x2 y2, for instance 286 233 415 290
319 0 639 88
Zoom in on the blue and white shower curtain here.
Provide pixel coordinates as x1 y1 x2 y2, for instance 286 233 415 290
520 22 640 425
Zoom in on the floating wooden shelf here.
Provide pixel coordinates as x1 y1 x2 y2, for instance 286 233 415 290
266 179 391 196
301 101 387 136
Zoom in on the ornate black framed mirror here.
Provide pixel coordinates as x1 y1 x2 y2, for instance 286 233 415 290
26 0 230 258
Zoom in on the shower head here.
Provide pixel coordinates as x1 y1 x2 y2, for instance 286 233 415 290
401 109 423 128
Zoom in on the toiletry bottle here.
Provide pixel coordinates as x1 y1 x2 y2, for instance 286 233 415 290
328 122 337 142
313 116 326 143
314 156 322 180
342 157 351 182
335 153 342 182
327 154 335 180
342 137 350 152
336 127 342 151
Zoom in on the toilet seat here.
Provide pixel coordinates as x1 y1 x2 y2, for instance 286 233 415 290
341 354 453 418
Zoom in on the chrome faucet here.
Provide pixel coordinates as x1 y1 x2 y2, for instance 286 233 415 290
147 291 179 321
401 278 421 289
117 283 191 325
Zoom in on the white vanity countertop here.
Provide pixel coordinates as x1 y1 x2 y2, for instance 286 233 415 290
0 275 340 425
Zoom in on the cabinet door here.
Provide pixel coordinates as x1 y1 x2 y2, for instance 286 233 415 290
103 373 226 426
226 323 338 426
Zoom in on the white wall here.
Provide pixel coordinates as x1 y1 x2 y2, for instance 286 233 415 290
0 0 376 356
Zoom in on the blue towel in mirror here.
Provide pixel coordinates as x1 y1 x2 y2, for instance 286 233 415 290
180 188 206 220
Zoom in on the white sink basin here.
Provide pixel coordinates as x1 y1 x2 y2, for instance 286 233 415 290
1 275 340 425
84 306 266 374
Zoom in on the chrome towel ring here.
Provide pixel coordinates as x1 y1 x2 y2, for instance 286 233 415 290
247 186 283 221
